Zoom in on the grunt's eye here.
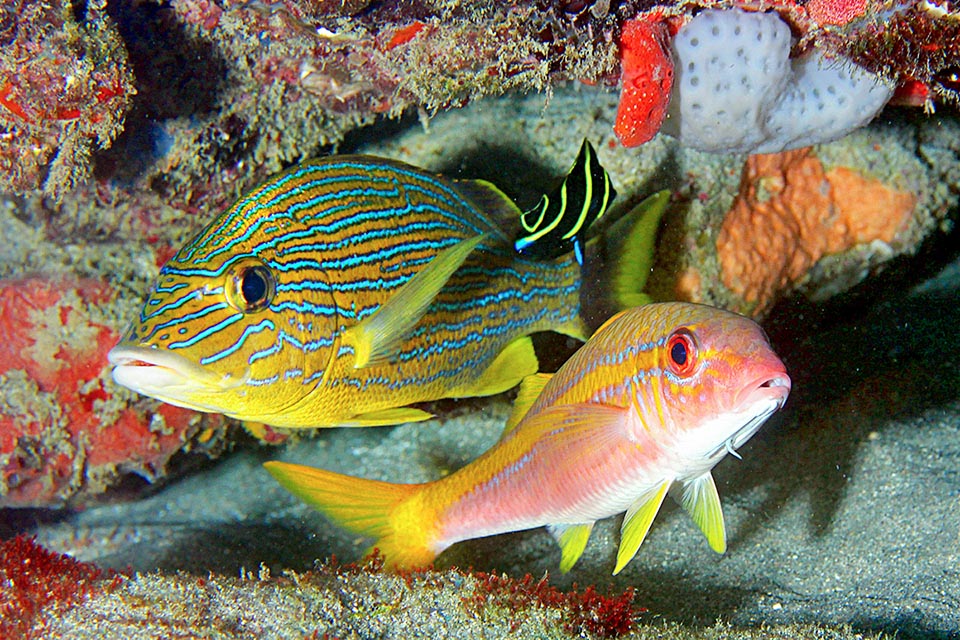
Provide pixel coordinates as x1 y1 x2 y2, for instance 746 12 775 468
666 328 698 377
225 258 276 313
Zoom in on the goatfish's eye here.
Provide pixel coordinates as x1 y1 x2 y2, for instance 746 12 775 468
225 257 276 313
666 328 698 377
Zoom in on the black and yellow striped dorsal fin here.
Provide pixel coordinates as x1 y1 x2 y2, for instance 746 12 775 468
513 139 617 264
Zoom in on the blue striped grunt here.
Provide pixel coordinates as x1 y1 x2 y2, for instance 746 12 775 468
265 302 791 572
108 143 662 429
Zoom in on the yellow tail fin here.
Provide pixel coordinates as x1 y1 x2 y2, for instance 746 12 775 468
264 461 436 569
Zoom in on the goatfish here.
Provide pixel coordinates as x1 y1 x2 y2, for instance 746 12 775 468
108 141 659 429
265 302 791 573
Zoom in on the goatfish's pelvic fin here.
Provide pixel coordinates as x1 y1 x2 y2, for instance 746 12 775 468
548 522 595 573
614 479 671 575
503 372 554 436
344 234 487 368
263 460 437 570
673 472 726 553
514 139 616 263
449 335 538 399
604 190 670 311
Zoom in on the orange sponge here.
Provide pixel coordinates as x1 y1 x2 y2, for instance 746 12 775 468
716 148 916 315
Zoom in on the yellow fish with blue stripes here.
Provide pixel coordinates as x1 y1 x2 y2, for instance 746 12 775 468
108 141 664 429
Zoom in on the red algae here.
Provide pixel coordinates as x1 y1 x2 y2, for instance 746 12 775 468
0 535 110 639
467 570 639 638
0 277 227 507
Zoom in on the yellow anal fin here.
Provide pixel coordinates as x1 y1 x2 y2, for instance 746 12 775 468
450 335 539 399
614 479 671 575
673 472 726 553
345 234 487 368
263 460 435 570
553 316 591 343
503 372 553 437
547 522 595 573
342 406 434 427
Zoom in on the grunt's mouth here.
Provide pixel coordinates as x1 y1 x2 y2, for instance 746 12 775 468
108 344 245 412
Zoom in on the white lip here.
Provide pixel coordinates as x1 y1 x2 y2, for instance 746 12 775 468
108 344 241 412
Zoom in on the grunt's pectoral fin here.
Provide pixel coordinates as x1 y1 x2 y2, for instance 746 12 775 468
344 234 487 368
547 522 595 573
614 479 671 575
672 472 726 553
502 372 554 437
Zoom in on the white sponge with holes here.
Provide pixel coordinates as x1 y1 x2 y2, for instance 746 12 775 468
660 8 893 154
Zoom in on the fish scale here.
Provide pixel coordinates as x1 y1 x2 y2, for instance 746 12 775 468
110 149 620 428
264 302 792 573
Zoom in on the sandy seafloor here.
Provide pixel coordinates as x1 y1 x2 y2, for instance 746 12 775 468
4 87 960 638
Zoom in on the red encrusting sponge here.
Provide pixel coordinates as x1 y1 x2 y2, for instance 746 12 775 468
613 16 674 148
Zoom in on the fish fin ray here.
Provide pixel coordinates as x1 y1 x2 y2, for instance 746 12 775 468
548 522 595 573
264 461 436 569
553 316 591 342
673 472 726 553
502 372 553 437
342 407 434 427
345 234 487 368
453 179 522 240
615 479 671 575
450 336 538 399
602 190 670 312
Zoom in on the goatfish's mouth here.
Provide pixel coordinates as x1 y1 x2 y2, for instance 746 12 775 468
107 344 246 413
712 373 791 460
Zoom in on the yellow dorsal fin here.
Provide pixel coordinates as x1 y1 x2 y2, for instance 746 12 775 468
547 522 595 573
604 190 670 311
614 479 671 575
344 234 486 368
503 372 553 436
674 472 726 553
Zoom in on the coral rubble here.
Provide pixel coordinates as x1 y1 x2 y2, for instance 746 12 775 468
0 0 134 198
0 277 228 507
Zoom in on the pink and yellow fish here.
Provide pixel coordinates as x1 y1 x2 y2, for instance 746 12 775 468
265 302 791 574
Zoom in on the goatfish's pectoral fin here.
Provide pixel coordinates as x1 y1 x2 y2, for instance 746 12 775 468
514 139 616 263
341 406 435 427
673 472 726 553
502 372 554 437
263 460 436 570
548 522 595 573
345 234 487 368
604 190 670 311
449 336 539 399
614 479 671 575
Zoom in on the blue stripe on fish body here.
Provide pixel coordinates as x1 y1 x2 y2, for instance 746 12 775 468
115 152 592 428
